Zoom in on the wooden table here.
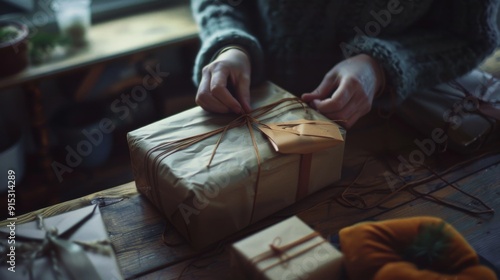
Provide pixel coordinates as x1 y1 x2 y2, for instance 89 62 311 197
2 109 499 279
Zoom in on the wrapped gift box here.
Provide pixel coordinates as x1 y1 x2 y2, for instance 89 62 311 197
231 216 343 280
127 82 345 248
0 205 123 280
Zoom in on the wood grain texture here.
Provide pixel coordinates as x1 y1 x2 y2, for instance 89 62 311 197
102 195 196 279
373 164 500 269
0 181 137 226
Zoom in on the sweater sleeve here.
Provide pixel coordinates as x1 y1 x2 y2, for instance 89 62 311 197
347 0 499 101
190 0 265 86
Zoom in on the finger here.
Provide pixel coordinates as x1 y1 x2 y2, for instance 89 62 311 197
195 71 213 109
235 74 252 113
301 72 340 102
312 78 353 114
210 69 243 114
196 71 231 113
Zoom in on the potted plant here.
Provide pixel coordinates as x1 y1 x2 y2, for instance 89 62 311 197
0 21 29 78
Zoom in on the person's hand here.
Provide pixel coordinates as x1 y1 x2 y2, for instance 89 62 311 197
301 54 385 129
196 48 251 114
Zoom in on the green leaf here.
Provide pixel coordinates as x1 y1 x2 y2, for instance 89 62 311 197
403 222 451 269
0 26 21 43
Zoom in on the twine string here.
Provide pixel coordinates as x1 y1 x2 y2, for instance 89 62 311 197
250 231 324 273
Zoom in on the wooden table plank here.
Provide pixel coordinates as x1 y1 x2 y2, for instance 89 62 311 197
0 181 137 226
372 164 500 268
101 195 197 279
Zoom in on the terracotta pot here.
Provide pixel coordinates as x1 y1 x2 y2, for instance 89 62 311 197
0 21 29 78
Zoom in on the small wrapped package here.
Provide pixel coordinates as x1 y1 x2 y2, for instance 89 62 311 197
0 205 123 280
231 216 343 280
127 82 345 248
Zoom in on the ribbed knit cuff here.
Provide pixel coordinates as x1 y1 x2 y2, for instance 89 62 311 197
346 35 415 103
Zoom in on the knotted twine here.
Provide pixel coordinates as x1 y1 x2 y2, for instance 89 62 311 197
249 231 326 273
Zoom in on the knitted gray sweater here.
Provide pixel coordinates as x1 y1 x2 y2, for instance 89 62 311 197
191 0 499 100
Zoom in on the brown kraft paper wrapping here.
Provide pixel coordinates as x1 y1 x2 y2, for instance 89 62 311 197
127 82 346 249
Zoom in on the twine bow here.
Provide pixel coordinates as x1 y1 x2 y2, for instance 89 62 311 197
250 231 325 272
143 98 343 224
449 77 500 122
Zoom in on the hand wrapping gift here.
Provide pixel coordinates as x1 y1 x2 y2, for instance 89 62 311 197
339 216 497 280
128 82 346 249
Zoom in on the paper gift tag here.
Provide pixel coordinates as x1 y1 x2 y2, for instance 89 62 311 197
258 120 344 154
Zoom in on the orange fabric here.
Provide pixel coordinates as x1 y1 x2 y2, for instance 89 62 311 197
339 217 496 280
374 262 497 280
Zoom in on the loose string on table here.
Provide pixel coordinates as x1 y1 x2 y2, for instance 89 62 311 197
336 150 496 215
